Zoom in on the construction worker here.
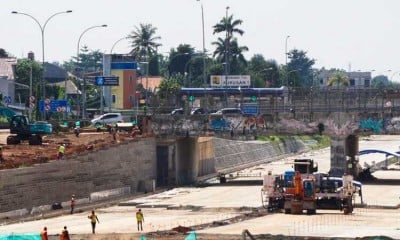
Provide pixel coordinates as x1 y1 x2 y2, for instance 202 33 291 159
136 208 144 231
40 226 48 240
58 144 65 160
60 226 70 240
88 210 100 234
70 194 75 214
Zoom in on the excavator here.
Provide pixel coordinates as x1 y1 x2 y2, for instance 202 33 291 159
261 159 362 215
7 115 52 145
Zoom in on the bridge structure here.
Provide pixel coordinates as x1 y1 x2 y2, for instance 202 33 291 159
147 87 400 178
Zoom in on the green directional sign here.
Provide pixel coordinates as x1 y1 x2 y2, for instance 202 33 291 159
188 95 195 102
250 95 257 102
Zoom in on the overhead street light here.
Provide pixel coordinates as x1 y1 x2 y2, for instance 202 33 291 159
12 10 72 120
110 37 128 54
77 24 107 119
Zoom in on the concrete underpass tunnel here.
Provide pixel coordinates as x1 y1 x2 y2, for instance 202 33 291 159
176 137 197 185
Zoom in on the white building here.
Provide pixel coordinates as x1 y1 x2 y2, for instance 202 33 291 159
318 69 372 88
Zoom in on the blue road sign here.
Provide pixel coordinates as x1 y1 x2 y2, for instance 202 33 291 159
242 103 258 115
39 100 68 113
95 76 119 86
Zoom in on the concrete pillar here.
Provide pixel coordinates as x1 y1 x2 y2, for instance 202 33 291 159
330 137 346 177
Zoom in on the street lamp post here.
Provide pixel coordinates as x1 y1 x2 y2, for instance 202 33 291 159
29 61 33 120
196 0 207 87
224 6 230 87
285 35 290 86
139 62 149 113
12 10 72 119
77 24 107 119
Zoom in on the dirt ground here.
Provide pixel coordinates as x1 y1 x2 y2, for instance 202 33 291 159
0 129 137 170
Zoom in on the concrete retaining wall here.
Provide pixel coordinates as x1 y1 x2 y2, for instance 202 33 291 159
213 137 307 172
0 138 157 217
0 135 307 218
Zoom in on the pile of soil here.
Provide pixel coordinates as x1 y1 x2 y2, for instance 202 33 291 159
0 130 136 170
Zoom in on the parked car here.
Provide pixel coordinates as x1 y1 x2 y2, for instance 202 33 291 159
91 113 123 126
170 108 184 115
211 108 243 115
190 108 206 115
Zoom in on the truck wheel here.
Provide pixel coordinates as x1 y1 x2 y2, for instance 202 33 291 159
29 135 42 145
7 135 20 145
307 209 316 215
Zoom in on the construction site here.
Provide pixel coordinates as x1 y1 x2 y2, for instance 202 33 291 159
0 128 399 239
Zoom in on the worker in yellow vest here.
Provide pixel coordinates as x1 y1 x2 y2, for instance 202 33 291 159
58 144 65 160
136 209 144 231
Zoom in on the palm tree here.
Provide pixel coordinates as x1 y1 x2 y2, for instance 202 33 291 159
127 23 162 61
211 37 248 74
213 14 245 75
213 15 244 36
327 72 350 88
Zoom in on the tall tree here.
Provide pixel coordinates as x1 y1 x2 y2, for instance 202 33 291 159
287 49 315 88
127 23 162 62
212 14 246 75
211 37 248 74
213 15 244 36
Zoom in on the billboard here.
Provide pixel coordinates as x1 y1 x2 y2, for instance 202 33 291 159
210 75 251 87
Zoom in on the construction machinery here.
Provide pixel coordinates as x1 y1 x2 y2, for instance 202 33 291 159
261 158 362 215
7 115 52 145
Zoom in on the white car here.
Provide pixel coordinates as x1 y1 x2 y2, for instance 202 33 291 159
91 113 123 126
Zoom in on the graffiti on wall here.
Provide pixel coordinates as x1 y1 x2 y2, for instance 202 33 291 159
209 115 266 131
359 118 383 134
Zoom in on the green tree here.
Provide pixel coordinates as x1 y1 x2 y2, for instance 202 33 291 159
77 46 103 72
155 75 183 109
167 44 195 76
327 71 350 87
248 55 279 87
212 14 244 36
0 48 9 58
211 37 248 74
287 49 315 87
212 14 246 75
127 23 162 62
15 59 43 105
63 47 104 74
372 75 389 88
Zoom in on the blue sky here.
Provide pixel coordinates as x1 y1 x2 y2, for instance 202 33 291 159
2 0 400 80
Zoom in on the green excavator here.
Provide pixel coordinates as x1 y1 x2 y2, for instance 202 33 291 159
7 115 52 145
